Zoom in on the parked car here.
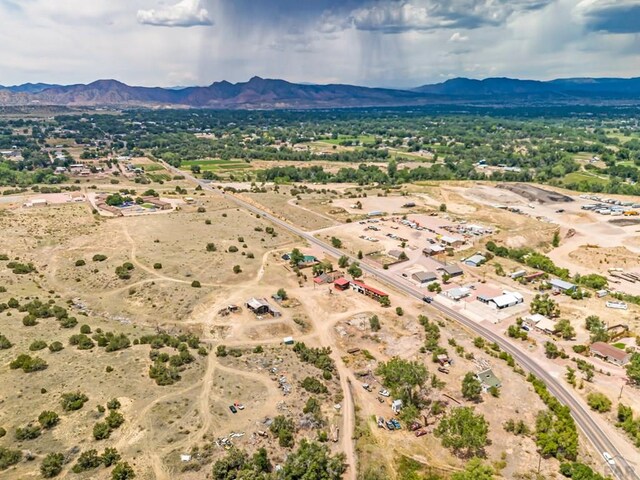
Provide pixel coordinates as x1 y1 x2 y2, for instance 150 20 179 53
391 419 401 430
378 389 390 397
409 421 422 431
229 405 237 414
422 296 433 304
377 417 385 428
386 420 395 431
362 383 373 392
376 396 386 404
437 366 449 374
415 429 427 437
234 402 245 410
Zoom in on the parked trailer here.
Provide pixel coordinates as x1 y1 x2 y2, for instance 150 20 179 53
606 301 628 310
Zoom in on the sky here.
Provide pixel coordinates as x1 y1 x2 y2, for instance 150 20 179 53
0 0 638 88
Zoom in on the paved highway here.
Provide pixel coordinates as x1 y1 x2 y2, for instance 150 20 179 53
166 163 638 479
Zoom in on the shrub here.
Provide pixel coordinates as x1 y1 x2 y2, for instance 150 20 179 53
9 354 47 372
59 316 78 328
101 448 121 467
15 423 42 440
80 324 91 334
72 449 102 473
191 280 201 288
40 452 64 478
0 446 21 470
69 333 95 350
105 411 125 429
301 377 329 394
206 243 217 252
111 461 136 480
0 334 12 350
228 246 239 253
93 421 111 440
48 341 64 352
61 391 89 411
22 315 38 326
75 259 86 267
587 392 612 413
153 263 162 269
38 411 60 429
29 340 47 351
107 398 121 410
233 265 242 274
92 254 108 262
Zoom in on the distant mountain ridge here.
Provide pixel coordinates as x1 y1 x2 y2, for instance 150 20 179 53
413 76 640 98
0 76 638 109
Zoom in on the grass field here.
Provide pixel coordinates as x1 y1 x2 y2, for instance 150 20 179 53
319 134 377 145
179 159 251 172
563 171 609 185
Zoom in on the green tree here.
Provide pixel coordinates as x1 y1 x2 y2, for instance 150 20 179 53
369 315 381 332
375 357 428 407
552 230 560 248
395 307 404 316
289 248 305 267
530 294 560 318
61 391 88 411
451 458 494 480
111 462 136 480
555 319 575 340
72 449 102 473
270 415 296 448
0 447 21 470
347 262 363 278
281 440 346 480
277 288 288 300
544 341 561 359
101 448 121 467
330 237 342 248
435 407 489 457
40 452 64 478
461 372 483 402
338 255 349 268
439 203 447 212
625 353 640 385
587 392 612 413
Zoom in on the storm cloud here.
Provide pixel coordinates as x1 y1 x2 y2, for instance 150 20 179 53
0 0 637 88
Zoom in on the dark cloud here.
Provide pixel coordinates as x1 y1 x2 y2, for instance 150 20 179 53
335 0 555 33
579 1 640 34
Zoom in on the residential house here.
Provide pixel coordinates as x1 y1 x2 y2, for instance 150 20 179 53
590 342 631 366
412 271 437 285
464 254 487 267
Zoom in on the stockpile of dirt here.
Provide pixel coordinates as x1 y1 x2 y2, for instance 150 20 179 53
497 183 573 204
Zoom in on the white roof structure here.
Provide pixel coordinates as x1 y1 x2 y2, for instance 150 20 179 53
445 287 471 300
441 235 463 245
549 279 576 291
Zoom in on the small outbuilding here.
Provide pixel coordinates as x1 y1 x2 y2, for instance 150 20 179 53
334 277 351 291
549 278 577 293
246 298 281 317
489 292 524 310
476 369 501 391
423 245 446 256
444 287 471 301
464 254 487 267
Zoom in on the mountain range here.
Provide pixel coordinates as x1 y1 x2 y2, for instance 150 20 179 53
0 76 638 109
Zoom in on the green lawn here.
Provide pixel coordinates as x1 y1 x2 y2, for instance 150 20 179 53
612 342 626 350
179 159 251 172
563 171 609 185
135 163 164 172
319 135 377 145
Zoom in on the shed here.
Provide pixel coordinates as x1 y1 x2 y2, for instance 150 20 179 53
334 277 350 290
412 271 437 284
549 278 577 293
476 369 501 391
590 342 631 366
283 336 294 345
440 235 463 247
423 245 445 256
387 249 405 260
465 254 487 267
391 399 403 414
